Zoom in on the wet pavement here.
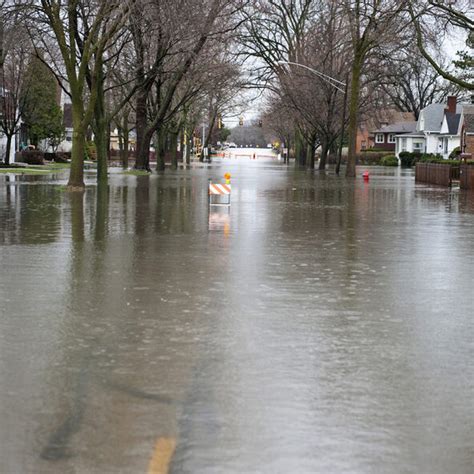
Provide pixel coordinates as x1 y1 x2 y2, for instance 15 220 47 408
0 155 473 473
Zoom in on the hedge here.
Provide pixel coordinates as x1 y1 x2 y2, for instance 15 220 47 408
380 155 399 167
15 150 45 165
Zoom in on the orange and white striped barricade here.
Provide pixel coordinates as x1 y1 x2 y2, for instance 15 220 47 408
208 180 231 206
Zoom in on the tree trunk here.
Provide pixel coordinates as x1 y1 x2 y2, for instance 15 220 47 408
318 141 329 170
135 93 149 170
307 141 315 169
94 122 108 185
94 64 108 186
117 112 130 169
120 132 129 169
68 105 86 190
185 129 191 165
155 128 166 172
294 130 306 168
170 131 178 170
4 133 12 165
285 137 291 164
346 53 363 178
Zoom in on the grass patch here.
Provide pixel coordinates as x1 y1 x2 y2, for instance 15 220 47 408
0 168 53 175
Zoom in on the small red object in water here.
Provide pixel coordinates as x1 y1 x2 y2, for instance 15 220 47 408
363 170 369 180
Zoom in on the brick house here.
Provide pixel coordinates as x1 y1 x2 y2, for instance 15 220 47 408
356 110 415 152
460 104 474 159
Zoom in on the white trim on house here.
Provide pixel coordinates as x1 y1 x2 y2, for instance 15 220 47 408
375 133 384 144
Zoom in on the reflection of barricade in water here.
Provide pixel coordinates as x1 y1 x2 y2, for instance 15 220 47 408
208 209 231 235
208 181 231 206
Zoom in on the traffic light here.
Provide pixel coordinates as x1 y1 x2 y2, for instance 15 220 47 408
258 120 263 128
239 116 243 126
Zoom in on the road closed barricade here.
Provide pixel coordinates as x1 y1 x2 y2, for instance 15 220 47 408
208 174 231 206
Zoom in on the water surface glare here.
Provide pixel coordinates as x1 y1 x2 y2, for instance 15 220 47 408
0 162 473 473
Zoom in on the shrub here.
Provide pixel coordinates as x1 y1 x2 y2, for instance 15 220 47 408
356 151 393 165
399 151 422 167
417 153 444 163
15 150 45 165
367 147 389 152
449 146 461 160
380 155 399 166
416 157 460 165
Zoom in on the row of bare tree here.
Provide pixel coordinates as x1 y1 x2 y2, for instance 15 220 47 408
0 0 472 185
1 0 248 186
244 0 473 175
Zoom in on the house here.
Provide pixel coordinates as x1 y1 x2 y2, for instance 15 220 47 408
371 121 417 152
460 103 474 159
395 96 463 159
356 110 415 152
0 88 19 163
56 90 73 152
0 133 17 163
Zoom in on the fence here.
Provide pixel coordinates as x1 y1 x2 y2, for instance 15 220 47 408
460 165 474 190
415 163 460 187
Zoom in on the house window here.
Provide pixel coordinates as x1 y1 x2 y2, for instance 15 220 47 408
376 133 384 144
401 138 407 151
388 134 396 143
413 141 424 152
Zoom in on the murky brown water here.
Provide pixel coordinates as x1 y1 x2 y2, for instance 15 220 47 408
1 160 473 473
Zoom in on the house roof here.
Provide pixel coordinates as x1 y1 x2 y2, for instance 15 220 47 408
444 113 461 135
360 109 415 132
420 102 464 132
373 121 417 134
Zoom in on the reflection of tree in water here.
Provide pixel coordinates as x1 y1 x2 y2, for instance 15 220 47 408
0 181 61 245
42 184 178 464
133 175 197 237
41 191 86 460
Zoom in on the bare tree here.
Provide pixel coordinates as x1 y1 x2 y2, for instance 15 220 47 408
0 14 30 164
378 47 467 119
409 0 473 91
26 0 135 189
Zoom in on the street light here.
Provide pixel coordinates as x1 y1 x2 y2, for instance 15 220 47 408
276 60 349 174
276 60 346 93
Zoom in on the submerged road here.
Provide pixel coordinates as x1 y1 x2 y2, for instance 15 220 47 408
0 157 473 473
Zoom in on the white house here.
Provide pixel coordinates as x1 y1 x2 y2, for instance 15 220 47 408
0 133 17 163
395 96 463 159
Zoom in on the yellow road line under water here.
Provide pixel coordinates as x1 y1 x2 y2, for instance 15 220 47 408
148 437 177 474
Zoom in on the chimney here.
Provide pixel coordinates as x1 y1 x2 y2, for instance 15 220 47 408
446 96 457 114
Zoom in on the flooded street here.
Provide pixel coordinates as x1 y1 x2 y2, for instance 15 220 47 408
1 157 473 473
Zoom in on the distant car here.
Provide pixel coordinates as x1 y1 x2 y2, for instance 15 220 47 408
228 143 237 148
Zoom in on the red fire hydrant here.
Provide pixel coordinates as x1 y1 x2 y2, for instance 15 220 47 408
363 170 370 181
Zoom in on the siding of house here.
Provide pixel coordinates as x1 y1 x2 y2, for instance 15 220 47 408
374 133 396 151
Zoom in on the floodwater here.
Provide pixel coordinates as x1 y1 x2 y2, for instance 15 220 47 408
0 156 473 474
